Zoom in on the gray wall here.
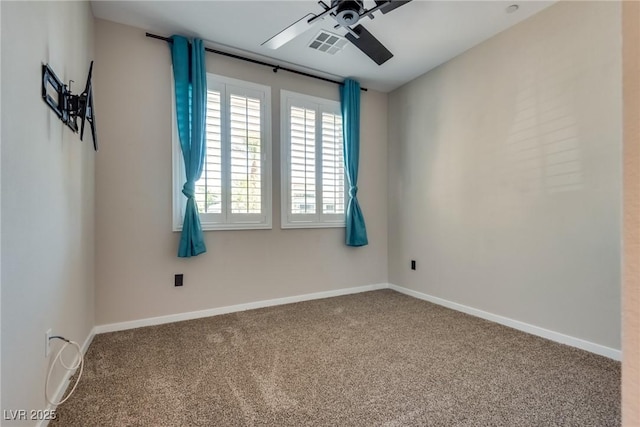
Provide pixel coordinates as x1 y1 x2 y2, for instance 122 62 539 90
1 1 95 422
388 1 622 349
94 19 388 325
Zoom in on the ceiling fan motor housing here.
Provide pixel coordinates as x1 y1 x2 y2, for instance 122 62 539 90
333 0 364 27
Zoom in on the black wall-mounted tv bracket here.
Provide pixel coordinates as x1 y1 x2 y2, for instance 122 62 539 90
42 62 97 150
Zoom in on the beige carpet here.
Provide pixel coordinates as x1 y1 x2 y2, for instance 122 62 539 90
52 290 620 426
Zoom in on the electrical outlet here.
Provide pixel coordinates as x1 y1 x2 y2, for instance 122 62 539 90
45 329 52 357
411 260 416 270
175 274 183 287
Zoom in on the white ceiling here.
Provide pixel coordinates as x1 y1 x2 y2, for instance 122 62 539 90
90 1 554 92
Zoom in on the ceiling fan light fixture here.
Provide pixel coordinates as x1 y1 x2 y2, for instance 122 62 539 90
336 10 359 26
334 0 364 26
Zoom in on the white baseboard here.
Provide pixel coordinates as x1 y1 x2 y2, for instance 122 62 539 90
94 283 389 334
93 282 620 361
38 326 97 427
388 284 621 361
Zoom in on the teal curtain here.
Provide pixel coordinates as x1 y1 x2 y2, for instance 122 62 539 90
340 79 368 247
171 36 207 257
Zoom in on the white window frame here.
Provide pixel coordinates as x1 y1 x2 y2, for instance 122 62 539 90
172 73 272 231
281 90 346 229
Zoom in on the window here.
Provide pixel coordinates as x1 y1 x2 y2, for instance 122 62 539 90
281 90 346 228
173 74 272 231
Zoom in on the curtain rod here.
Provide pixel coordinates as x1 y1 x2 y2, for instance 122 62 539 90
146 32 368 92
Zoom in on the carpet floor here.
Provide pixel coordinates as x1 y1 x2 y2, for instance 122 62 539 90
51 290 620 426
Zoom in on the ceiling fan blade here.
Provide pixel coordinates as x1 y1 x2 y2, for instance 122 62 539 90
345 24 393 65
374 0 412 14
261 13 316 49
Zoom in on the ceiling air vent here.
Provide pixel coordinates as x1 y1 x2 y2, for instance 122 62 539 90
308 31 348 55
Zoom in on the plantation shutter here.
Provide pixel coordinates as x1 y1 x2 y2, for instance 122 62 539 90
229 94 262 214
281 90 345 228
195 90 223 214
290 106 317 215
321 112 345 215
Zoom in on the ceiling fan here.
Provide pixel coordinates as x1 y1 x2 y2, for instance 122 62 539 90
261 0 412 66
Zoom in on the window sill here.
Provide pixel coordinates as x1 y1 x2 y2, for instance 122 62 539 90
281 223 346 230
173 223 272 232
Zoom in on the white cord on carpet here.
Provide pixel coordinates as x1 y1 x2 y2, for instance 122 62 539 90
45 337 84 406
